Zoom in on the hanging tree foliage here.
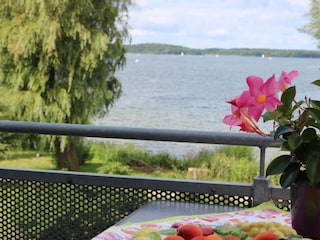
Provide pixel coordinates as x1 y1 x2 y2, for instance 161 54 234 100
0 0 132 170
300 0 320 47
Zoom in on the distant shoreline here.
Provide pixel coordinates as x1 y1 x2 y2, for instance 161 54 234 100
125 43 320 58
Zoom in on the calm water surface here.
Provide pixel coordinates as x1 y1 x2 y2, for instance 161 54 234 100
95 54 320 157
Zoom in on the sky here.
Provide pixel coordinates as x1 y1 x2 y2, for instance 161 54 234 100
127 0 318 50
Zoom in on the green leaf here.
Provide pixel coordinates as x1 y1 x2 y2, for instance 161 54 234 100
288 134 303 150
280 163 300 188
310 100 320 109
262 111 281 122
302 128 318 142
307 108 320 121
306 148 320 185
281 86 296 108
274 125 295 140
266 154 292 176
281 141 291 151
311 79 320 87
278 118 292 126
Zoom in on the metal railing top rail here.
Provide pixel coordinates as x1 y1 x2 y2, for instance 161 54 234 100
0 167 253 196
0 120 280 148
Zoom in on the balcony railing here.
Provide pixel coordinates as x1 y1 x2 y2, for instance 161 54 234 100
0 120 289 240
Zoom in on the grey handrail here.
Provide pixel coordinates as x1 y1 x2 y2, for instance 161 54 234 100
0 120 278 147
0 120 280 176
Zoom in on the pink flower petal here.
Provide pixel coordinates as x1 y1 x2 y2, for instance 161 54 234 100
287 70 299 79
237 90 254 107
278 70 299 91
248 104 264 121
264 97 282 111
223 114 241 126
247 76 264 96
263 74 279 96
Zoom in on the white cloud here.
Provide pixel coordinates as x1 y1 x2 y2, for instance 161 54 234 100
207 29 228 37
128 0 317 50
129 29 157 37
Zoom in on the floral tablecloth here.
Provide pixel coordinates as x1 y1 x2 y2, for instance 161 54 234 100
92 201 291 240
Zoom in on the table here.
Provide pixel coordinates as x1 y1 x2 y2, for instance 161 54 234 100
116 200 246 225
92 201 292 240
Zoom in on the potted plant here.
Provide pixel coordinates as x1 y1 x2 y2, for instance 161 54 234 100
223 70 320 239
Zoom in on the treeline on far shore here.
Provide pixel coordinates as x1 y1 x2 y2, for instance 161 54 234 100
125 43 320 58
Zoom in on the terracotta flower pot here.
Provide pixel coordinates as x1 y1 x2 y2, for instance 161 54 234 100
291 182 320 239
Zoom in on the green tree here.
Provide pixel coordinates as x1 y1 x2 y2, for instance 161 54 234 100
0 0 132 170
300 0 320 47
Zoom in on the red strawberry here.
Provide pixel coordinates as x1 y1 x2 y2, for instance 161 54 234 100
164 235 185 240
191 236 207 240
255 231 278 240
177 223 203 240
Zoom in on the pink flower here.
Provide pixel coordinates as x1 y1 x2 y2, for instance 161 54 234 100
246 74 282 120
278 70 299 91
223 107 255 133
223 104 243 127
223 70 299 137
223 91 252 127
223 93 267 136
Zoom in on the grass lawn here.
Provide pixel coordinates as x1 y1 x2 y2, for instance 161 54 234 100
0 144 274 184
0 151 56 170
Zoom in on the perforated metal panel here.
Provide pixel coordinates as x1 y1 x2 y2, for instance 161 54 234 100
0 168 292 240
273 199 291 211
0 179 146 239
0 169 258 240
144 189 252 207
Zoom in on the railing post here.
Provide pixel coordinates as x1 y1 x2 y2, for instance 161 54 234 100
258 146 266 177
253 146 271 206
253 176 271 206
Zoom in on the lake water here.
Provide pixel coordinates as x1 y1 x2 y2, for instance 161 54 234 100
95 54 320 158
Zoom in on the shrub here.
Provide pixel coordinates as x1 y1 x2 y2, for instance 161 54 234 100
97 162 133 175
184 146 258 183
